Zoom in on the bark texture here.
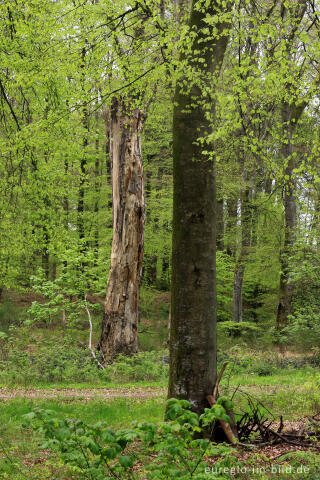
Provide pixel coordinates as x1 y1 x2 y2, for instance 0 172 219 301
99 99 145 362
168 0 231 414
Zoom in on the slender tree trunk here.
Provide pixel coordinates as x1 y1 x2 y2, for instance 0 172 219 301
94 112 101 268
233 265 244 323
99 99 145 362
216 198 224 251
275 1 307 327
226 196 238 257
276 102 304 327
42 230 50 280
51 258 57 281
232 186 250 323
78 46 89 265
168 0 232 415
78 125 88 258
143 254 157 286
161 256 170 289
312 185 320 251
62 159 69 272
264 174 272 194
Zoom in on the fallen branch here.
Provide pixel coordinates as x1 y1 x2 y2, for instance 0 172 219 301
265 427 309 447
84 294 105 370
213 362 228 401
207 362 238 445
277 415 283 433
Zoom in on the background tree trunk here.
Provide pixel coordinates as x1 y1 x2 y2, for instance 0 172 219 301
99 99 145 362
232 186 251 323
226 196 238 257
77 45 89 267
276 0 308 328
276 102 305 327
216 198 224 251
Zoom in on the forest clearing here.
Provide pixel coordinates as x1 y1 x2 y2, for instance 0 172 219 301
1 0 320 478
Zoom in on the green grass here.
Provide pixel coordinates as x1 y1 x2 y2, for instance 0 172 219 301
224 367 316 386
219 367 320 419
226 384 320 419
0 397 165 430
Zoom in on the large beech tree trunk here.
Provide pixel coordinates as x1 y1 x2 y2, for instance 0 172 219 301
168 0 232 415
99 99 145 362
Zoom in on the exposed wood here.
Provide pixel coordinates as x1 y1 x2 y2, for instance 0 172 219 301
99 98 145 362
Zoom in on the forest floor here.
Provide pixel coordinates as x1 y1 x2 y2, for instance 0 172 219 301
1 297 320 479
1 372 320 479
1 387 320 480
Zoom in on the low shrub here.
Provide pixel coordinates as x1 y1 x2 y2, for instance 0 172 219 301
102 351 168 383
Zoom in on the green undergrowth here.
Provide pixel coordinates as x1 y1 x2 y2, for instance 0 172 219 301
0 398 165 480
1 397 320 480
1 323 320 388
0 327 169 386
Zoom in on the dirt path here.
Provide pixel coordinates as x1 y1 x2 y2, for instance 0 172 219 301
0 384 306 402
0 386 167 401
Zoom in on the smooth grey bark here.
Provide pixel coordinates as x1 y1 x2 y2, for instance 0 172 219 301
168 0 232 415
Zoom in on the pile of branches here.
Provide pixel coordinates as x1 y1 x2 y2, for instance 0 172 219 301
236 393 320 449
208 363 320 449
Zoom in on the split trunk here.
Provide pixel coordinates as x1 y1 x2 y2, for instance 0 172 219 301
99 99 145 362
